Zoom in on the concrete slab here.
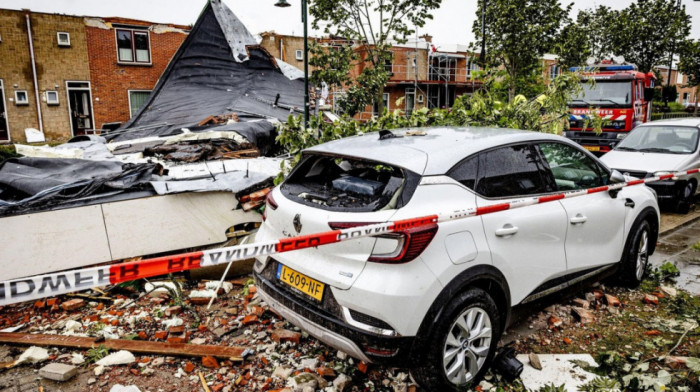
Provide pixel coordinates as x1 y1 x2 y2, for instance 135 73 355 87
38 363 78 381
516 354 598 391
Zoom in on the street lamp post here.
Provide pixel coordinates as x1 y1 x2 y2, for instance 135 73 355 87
275 0 310 129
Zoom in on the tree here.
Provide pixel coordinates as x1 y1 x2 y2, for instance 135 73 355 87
574 6 617 63
471 0 570 101
308 0 441 116
607 0 690 73
678 39 700 116
552 19 591 69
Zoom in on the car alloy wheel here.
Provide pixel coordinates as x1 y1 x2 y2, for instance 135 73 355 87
635 228 649 281
443 307 492 385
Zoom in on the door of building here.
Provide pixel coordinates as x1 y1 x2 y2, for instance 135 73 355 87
66 82 94 136
0 80 9 142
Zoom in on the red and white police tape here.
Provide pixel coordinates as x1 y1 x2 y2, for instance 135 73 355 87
1 168 698 306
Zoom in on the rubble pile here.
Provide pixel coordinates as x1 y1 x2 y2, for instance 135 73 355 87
0 277 420 392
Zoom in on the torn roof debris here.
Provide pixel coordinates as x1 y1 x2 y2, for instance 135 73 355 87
106 0 307 143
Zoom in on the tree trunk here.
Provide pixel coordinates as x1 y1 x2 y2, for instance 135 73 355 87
694 89 699 117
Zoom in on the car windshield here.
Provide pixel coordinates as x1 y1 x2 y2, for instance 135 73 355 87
616 125 699 154
571 81 632 107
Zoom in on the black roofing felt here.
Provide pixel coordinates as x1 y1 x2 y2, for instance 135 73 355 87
108 0 305 142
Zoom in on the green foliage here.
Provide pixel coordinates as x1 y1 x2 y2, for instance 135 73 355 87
471 0 570 100
553 17 592 69
535 384 567 392
643 261 680 289
152 308 164 318
678 39 700 116
574 6 616 62
277 72 592 179
607 0 691 73
577 377 621 392
87 322 106 336
308 0 441 114
0 145 19 161
86 345 110 364
692 242 700 251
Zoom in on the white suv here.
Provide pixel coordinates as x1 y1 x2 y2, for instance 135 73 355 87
253 127 659 390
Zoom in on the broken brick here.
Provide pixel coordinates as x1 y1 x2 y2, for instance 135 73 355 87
316 367 336 378
572 298 589 309
167 336 186 344
604 294 620 307
61 299 85 311
571 307 595 324
271 329 301 344
130 369 140 376
34 300 46 309
563 337 572 345
165 306 182 316
247 285 257 294
242 315 258 325
154 331 168 340
169 325 185 334
643 294 659 305
357 362 368 373
202 356 219 368
184 362 195 373
189 297 212 305
137 331 148 340
644 330 662 336
46 298 58 307
548 316 563 329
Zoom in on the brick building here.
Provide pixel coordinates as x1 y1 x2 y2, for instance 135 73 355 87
656 65 698 108
261 32 485 121
85 17 188 130
0 9 91 143
0 8 188 144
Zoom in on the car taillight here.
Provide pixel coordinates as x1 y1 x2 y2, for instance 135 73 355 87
262 192 278 221
328 222 438 264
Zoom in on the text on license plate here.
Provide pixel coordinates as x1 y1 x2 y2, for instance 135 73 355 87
583 145 600 152
276 264 324 301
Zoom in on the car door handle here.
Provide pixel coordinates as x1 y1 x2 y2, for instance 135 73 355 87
495 224 518 237
570 214 587 224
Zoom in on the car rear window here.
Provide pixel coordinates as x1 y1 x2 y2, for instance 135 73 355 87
280 154 419 212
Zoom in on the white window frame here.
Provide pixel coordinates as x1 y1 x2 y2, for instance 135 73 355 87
549 64 561 80
115 28 152 65
45 90 59 105
14 90 29 105
57 32 71 47
127 89 152 117
0 79 11 143
65 81 95 137
295 49 303 61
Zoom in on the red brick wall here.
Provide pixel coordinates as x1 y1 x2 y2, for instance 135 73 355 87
86 25 187 129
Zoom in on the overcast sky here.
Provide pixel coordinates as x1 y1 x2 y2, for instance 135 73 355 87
2 0 699 46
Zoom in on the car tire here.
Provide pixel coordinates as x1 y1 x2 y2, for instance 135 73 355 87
619 219 651 287
674 181 696 214
412 288 501 391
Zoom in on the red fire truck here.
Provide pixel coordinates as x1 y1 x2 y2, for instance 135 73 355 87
565 64 656 154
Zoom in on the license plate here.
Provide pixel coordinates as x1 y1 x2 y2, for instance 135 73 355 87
583 145 600 152
276 264 325 301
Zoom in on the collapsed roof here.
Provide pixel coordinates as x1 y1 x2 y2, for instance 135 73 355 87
106 0 306 143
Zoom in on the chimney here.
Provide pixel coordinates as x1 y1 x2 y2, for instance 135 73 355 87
420 34 432 43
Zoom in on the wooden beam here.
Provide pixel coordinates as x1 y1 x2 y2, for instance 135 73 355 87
0 333 246 360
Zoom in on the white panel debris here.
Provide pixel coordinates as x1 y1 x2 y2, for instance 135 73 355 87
210 0 256 63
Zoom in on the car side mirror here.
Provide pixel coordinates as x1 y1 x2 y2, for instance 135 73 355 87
610 169 626 184
608 170 625 198
643 88 655 102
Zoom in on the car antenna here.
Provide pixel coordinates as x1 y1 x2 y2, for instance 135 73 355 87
379 129 402 140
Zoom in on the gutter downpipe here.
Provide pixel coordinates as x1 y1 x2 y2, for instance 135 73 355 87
24 9 44 133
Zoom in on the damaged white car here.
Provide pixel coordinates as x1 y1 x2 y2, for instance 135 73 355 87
253 127 659 390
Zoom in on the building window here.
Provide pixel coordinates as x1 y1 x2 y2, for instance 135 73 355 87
466 58 481 77
57 32 71 47
549 64 561 80
372 93 390 116
14 90 29 105
384 57 393 74
295 50 303 61
46 90 59 105
129 90 151 117
116 29 151 64
683 92 690 105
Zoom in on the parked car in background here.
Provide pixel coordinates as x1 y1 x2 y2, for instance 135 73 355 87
601 118 700 213
685 103 699 113
254 127 659 390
